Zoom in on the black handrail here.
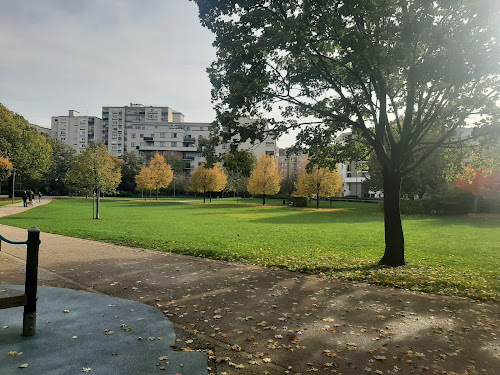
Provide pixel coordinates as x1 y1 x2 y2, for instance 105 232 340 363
0 227 40 336
0 233 28 245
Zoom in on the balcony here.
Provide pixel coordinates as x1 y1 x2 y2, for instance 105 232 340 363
344 176 367 183
183 136 195 143
143 137 153 142
183 155 195 161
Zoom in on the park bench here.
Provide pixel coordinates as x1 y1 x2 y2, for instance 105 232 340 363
0 227 40 336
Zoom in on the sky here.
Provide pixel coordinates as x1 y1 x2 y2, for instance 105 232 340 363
0 1 299 144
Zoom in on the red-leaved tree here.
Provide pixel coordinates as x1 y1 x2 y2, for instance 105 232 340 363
455 167 500 212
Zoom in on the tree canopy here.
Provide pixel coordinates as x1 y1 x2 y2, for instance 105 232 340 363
194 0 500 265
190 163 227 203
119 152 144 192
65 142 121 219
296 167 343 208
0 103 53 186
42 136 77 195
247 154 283 205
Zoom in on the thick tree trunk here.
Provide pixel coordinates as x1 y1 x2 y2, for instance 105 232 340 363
378 172 405 266
263 194 266 205
203 189 206 204
317 193 320 209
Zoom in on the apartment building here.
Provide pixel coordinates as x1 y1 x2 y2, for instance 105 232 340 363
50 110 103 154
335 131 381 198
277 148 308 179
50 105 277 174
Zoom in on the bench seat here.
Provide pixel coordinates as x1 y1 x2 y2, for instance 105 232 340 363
0 287 28 309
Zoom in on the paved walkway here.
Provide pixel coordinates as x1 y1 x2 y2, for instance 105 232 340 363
1 200 499 374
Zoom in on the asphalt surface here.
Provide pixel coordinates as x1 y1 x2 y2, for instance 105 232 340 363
0 199 499 374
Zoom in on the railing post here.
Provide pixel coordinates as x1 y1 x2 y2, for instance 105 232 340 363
23 227 40 336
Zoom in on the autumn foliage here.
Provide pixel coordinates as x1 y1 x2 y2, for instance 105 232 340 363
190 163 227 203
455 167 500 198
0 155 13 180
247 154 283 205
296 167 343 208
135 153 174 199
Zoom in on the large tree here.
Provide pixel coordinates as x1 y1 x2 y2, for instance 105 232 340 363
42 136 77 195
65 142 121 219
119 152 145 192
144 153 174 199
190 163 227 203
296 166 343 208
193 0 500 266
0 103 53 193
247 154 283 205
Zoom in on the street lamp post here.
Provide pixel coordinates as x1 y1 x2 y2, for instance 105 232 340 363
11 168 16 203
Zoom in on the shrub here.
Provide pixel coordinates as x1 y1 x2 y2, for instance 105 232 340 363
290 196 308 207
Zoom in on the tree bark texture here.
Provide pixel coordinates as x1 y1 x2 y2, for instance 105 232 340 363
379 172 405 266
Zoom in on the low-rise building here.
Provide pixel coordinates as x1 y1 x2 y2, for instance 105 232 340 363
335 131 381 198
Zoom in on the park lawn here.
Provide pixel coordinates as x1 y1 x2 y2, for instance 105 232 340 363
0 199 20 207
0 198 498 301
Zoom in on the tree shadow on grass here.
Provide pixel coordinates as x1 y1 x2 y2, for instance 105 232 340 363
249 211 384 224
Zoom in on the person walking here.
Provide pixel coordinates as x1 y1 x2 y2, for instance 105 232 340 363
38 191 42 202
22 190 27 207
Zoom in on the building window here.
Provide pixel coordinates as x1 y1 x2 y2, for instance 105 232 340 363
172 133 177 138
131 133 136 138
160 133 166 138
160 142 166 147
171 151 175 156
131 142 135 147
140 134 144 138
171 142 177 147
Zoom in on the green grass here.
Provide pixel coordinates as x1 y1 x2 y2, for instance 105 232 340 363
0 199 20 207
1 198 498 302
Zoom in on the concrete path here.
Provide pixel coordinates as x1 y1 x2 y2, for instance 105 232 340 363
1 199 499 374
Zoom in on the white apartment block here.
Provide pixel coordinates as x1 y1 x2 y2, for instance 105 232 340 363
335 131 381 198
50 110 103 154
50 105 277 175
217 117 278 160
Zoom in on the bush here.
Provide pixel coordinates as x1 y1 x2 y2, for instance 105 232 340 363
116 190 135 197
379 186 476 215
478 197 500 214
290 196 308 207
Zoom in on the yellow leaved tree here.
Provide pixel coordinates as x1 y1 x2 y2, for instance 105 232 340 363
149 153 174 199
247 154 283 205
135 165 155 200
65 142 122 219
190 163 227 203
0 155 13 196
135 153 174 200
296 167 343 208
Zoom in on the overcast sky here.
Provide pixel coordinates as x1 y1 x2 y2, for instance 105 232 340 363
0 0 219 126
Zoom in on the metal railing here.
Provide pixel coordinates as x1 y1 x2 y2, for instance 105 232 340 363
0 227 40 336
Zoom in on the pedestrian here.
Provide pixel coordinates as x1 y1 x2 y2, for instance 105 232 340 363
28 191 34 207
22 191 27 207
38 191 42 202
